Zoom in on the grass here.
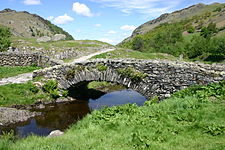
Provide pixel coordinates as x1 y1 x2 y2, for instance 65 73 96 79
0 66 40 79
1 81 224 150
91 48 177 60
11 37 112 51
0 81 51 107
87 81 112 89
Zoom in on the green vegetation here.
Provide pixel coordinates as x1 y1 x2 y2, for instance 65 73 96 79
119 4 225 63
42 80 60 99
87 81 112 89
1 81 224 149
65 66 85 80
0 81 49 106
92 48 177 60
0 66 40 78
119 21 225 62
96 63 108 71
117 67 147 81
0 79 69 106
0 26 11 52
11 37 111 51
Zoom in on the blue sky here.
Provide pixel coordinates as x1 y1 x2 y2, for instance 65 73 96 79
1 0 225 44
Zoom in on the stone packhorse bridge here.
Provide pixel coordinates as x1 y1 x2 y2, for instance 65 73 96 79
33 59 225 99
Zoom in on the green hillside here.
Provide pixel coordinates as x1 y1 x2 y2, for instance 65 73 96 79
118 3 225 62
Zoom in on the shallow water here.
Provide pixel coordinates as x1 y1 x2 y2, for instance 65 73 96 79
0 89 147 137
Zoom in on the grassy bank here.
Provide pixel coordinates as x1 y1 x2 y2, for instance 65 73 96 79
1 81 224 150
92 48 177 60
0 81 50 107
0 66 40 79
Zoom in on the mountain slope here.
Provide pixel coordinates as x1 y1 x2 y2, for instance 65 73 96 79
0 9 73 40
121 3 225 43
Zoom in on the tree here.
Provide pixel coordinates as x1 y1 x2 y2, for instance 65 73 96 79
132 36 144 51
185 36 209 59
200 22 217 38
0 27 11 52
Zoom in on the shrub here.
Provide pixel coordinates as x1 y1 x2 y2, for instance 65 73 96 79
187 26 195 33
200 22 218 38
0 26 11 52
43 80 58 93
42 80 60 99
132 36 144 51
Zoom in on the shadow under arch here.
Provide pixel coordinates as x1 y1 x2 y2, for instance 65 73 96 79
67 81 107 100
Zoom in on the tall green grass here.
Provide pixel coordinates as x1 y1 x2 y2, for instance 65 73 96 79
1 81 224 149
0 81 51 107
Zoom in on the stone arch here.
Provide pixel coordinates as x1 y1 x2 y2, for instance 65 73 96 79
58 68 150 98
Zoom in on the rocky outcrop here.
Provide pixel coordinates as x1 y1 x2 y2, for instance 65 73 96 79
33 59 225 99
37 36 51 43
52 34 66 41
0 107 40 126
37 34 66 43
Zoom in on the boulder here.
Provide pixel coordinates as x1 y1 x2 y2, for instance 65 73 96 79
47 130 64 138
52 34 66 41
37 36 51 43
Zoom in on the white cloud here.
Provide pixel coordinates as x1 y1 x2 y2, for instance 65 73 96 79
108 30 117 34
120 25 136 31
72 2 93 17
53 14 74 24
95 24 102 27
47 16 54 21
99 38 114 44
23 0 41 5
89 0 182 16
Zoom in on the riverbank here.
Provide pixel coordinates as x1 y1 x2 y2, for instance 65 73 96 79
0 81 224 150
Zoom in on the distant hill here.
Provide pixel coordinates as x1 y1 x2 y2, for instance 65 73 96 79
0 8 74 40
121 3 225 44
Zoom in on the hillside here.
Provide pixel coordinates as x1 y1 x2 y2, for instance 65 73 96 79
118 3 225 63
122 3 225 43
0 9 73 40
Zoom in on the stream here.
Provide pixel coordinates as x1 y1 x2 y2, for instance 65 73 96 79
0 87 147 138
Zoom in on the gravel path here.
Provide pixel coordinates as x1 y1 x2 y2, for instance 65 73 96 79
70 48 115 63
0 72 33 86
0 48 115 86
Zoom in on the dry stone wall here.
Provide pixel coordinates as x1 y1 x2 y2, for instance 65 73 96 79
0 52 62 67
33 59 225 99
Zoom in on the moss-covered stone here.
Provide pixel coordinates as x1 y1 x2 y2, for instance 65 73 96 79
117 67 147 81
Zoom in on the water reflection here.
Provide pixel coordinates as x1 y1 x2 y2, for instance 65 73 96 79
89 89 146 110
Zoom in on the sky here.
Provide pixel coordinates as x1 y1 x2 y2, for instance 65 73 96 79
1 0 225 44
